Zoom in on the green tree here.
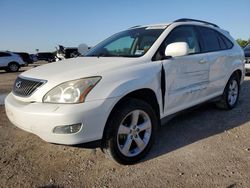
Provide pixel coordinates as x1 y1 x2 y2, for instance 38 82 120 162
236 38 250 48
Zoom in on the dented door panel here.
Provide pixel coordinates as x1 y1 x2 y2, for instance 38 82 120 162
163 53 210 114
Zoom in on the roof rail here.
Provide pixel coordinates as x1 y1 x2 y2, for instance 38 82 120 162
174 18 219 28
130 25 141 29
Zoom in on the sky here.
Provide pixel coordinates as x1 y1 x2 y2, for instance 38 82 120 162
0 0 249 53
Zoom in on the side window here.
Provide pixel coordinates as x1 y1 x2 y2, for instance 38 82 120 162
153 26 200 61
0 52 11 57
198 27 220 52
165 26 200 54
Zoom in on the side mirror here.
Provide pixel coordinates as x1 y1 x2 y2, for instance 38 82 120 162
165 42 189 58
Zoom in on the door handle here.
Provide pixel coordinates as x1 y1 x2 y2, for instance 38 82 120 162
199 59 206 64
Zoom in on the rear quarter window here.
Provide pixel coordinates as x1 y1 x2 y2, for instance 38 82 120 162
219 33 233 49
216 33 228 50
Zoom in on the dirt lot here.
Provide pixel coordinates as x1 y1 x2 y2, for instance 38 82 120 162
0 63 250 187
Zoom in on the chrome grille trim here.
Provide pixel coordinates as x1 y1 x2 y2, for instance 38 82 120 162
13 76 47 97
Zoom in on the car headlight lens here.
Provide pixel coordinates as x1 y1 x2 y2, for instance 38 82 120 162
43 77 101 103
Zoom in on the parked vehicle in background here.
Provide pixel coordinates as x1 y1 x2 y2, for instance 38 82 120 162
55 45 80 62
244 43 250 73
0 51 27 72
14 52 33 64
37 52 55 62
30 54 38 62
5 19 245 164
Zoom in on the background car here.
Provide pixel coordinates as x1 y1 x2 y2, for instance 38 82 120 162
0 51 26 72
55 45 81 62
30 54 38 62
37 52 55 62
244 43 250 74
14 52 33 64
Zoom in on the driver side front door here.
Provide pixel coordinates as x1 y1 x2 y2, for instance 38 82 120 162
159 25 210 115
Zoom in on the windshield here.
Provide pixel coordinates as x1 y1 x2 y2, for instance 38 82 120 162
244 44 250 51
85 27 164 57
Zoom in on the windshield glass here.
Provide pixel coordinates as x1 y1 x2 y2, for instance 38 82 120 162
244 44 250 51
85 27 164 57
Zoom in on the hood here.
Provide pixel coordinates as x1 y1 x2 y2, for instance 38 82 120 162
244 51 250 58
21 57 142 82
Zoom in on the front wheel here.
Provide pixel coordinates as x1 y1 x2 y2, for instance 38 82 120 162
216 73 240 110
102 98 158 165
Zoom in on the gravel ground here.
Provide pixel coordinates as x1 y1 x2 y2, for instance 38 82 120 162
0 64 250 187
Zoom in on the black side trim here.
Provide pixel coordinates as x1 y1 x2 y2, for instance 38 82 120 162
160 96 222 126
161 65 166 111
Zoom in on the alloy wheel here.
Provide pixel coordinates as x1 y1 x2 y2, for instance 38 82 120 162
117 110 152 157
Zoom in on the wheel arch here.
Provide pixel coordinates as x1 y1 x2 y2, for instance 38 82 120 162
8 61 20 68
234 69 242 82
101 88 160 146
224 67 244 87
227 69 243 86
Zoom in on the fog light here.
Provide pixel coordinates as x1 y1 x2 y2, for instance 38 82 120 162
53 123 82 134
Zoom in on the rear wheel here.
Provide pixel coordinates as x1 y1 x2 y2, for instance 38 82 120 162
216 73 240 110
102 98 158 165
7 62 20 72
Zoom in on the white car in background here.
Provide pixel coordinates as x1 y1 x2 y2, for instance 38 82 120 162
244 43 250 73
0 51 26 72
5 19 245 164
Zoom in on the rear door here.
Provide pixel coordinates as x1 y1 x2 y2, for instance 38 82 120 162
0 52 11 67
197 26 234 95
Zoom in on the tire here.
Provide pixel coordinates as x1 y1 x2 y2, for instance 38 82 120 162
102 98 159 165
7 62 20 72
216 73 240 110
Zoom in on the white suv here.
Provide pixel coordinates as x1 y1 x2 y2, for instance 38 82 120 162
0 51 26 72
5 19 245 164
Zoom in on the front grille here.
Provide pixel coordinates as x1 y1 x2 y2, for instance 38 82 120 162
13 76 46 97
246 57 250 64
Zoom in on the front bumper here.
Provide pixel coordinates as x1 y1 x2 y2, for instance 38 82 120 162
5 93 117 145
245 60 250 73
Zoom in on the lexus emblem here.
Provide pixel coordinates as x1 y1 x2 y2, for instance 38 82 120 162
15 81 22 89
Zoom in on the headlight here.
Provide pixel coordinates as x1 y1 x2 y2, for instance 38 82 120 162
43 77 101 103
